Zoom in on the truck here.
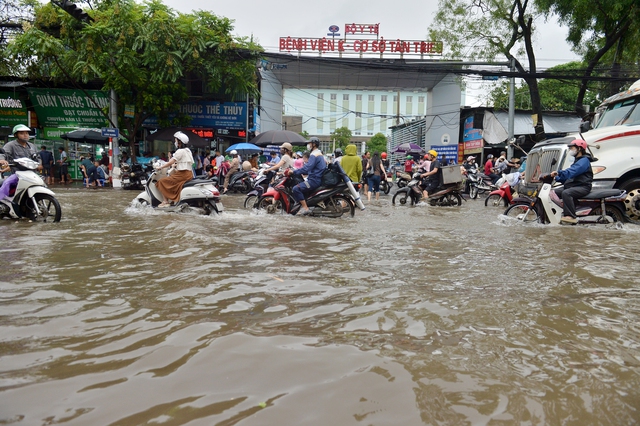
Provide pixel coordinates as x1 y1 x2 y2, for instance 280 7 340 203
522 79 640 222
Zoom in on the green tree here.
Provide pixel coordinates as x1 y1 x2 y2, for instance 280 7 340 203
299 130 310 139
488 62 601 111
535 0 640 115
430 0 547 140
0 0 34 76
367 132 387 154
9 0 261 158
331 126 351 150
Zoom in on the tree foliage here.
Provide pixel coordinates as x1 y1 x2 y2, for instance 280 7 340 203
430 0 547 140
535 0 640 114
8 0 262 156
0 0 34 76
367 132 387 154
331 126 351 150
488 62 601 111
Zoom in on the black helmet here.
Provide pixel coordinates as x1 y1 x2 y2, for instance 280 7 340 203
334 148 343 157
308 137 320 147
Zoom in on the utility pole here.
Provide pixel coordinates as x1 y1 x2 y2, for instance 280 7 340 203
507 57 516 159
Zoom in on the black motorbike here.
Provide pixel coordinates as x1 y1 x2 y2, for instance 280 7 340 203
224 170 254 194
392 172 464 206
121 163 153 190
465 167 495 199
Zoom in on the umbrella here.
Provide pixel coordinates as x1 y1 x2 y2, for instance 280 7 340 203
60 128 110 144
146 127 209 149
225 142 262 157
391 143 423 154
249 130 308 147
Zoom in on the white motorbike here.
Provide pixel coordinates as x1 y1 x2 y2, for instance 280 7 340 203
0 152 61 222
134 162 223 215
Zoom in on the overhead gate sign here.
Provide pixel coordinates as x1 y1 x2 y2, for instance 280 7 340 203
280 22 443 58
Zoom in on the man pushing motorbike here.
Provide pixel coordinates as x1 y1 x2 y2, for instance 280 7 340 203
285 137 325 216
549 139 593 225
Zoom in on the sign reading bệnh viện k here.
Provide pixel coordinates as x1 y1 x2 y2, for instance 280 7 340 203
0 92 28 128
27 88 109 128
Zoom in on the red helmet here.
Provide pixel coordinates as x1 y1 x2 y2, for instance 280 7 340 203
381 152 387 159
569 139 587 150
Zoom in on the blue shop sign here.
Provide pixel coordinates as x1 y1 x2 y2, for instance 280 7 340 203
144 101 247 129
430 145 458 164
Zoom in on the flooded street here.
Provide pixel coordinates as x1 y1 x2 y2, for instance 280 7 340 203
1 186 639 425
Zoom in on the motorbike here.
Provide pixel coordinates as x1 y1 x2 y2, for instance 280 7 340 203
0 151 61 222
504 174 629 225
243 165 272 209
466 167 495 199
121 163 153 190
395 170 412 188
256 172 358 218
379 175 392 195
134 162 223 215
225 170 254 194
392 172 464 207
485 172 523 209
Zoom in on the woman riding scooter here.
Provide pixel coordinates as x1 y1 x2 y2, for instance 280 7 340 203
155 131 194 208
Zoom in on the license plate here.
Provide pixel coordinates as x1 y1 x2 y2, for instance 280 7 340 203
140 180 147 185
123 179 130 184
216 202 224 212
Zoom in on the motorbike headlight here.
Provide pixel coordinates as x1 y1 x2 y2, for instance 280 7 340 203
592 166 606 175
130 172 135 177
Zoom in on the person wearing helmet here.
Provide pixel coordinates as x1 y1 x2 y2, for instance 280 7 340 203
419 150 442 199
287 137 325 215
0 125 38 170
549 139 594 224
404 154 415 174
333 147 343 164
263 142 294 178
222 149 240 194
154 131 194 207
381 152 389 172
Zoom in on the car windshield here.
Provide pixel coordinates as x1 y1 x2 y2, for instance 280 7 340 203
596 97 640 128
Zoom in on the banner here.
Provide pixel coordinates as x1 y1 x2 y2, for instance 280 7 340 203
430 145 459 164
462 115 484 154
27 88 109 128
0 92 28 127
144 101 247 130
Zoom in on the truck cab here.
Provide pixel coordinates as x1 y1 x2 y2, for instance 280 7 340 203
522 80 640 222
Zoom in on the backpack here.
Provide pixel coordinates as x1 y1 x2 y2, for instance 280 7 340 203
321 162 343 187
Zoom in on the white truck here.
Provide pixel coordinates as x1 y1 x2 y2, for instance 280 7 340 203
523 79 640 222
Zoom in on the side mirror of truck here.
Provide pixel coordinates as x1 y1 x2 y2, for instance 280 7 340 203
579 121 591 133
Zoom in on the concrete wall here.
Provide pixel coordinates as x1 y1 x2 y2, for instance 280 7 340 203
425 74 461 147
259 70 284 132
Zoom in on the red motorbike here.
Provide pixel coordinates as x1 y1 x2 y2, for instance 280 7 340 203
256 173 357 218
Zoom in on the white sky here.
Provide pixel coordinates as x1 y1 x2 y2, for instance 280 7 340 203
162 0 580 106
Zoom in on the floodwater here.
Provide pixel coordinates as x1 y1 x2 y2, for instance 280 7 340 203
1 185 639 425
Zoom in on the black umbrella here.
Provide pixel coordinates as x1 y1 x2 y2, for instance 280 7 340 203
146 127 209 149
249 130 308 147
60 128 110 144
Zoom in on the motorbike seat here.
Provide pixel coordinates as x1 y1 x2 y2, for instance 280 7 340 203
183 178 215 188
581 189 624 199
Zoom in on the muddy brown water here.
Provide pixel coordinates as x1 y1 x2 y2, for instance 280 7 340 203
1 186 639 425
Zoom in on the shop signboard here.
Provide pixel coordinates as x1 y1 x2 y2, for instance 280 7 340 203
463 115 484 155
143 101 247 129
430 145 459 164
42 127 78 140
27 88 109 128
0 92 28 127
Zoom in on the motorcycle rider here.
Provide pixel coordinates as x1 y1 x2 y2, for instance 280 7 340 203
333 147 343 164
549 139 593 224
263 143 295 182
419 150 442 200
0 125 38 170
286 137 325 215
222 150 240 194
154 131 194 208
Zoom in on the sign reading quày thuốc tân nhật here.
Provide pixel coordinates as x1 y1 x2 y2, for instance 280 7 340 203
27 88 109 128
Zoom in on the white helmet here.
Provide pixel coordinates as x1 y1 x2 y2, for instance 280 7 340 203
230 150 238 155
174 131 189 144
13 124 31 135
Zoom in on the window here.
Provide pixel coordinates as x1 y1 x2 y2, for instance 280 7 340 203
368 95 375 102
418 96 425 103
407 96 413 103
381 95 387 102
330 94 337 100
393 96 397 102
356 94 362 101
367 132 373 136
343 94 349 101
318 93 324 100
355 131 361 135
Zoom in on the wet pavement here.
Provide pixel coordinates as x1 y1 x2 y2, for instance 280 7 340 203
1 185 639 425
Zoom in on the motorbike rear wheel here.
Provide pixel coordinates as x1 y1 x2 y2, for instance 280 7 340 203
504 203 540 223
329 194 355 218
396 179 407 189
485 194 507 209
469 185 479 199
381 180 391 195
244 194 258 209
258 196 284 214
28 194 61 223
437 192 462 206
592 206 625 223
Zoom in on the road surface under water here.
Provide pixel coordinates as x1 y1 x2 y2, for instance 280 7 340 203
1 186 639 425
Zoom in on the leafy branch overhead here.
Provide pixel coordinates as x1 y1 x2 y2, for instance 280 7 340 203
8 0 262 156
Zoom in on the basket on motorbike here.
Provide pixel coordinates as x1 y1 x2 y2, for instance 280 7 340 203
441 165 463 185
